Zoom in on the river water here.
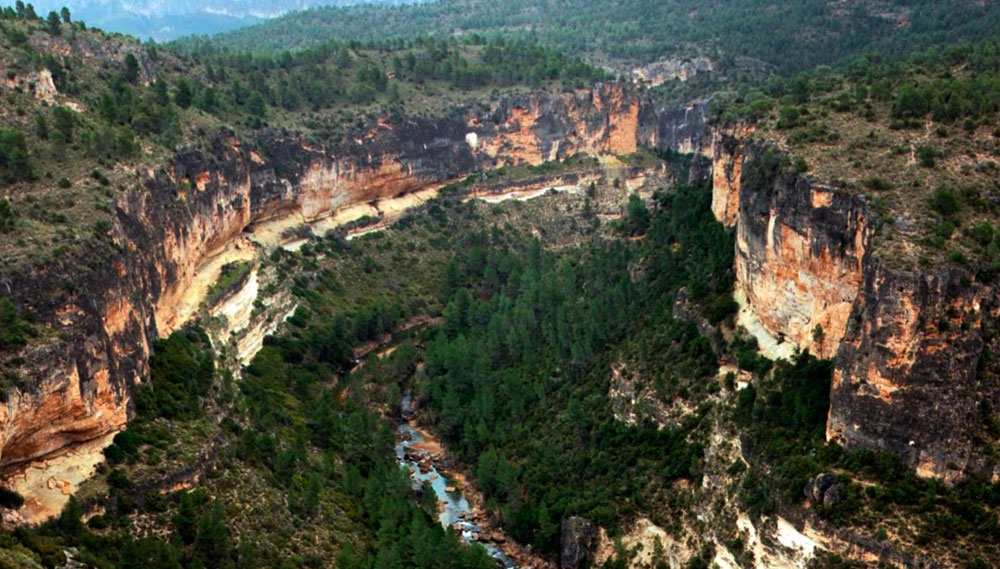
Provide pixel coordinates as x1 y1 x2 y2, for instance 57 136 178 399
395 422 515 568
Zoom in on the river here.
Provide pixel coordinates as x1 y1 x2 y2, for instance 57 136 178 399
395 403 516 567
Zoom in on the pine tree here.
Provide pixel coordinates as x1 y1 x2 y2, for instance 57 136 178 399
52 105 75 141
59 6 69 22
34 113 48 140
0 128 33 182
150 79 169 106
173 491 199 544
535 502 558 552
194 501 230 567
124 53 140 84
57 496 84 535
46 10 60 34
174 78 193 108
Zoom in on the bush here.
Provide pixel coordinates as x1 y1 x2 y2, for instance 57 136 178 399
57 177 71 188
0 299 31 351
0 198 16 233
931 187 961 218
967 222 994 247
107 468 130 489
917 145 936 168
0 128 33 183
777 105 802 129
860 177 892 191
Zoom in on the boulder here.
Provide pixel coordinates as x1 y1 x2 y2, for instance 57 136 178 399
805 472 842 507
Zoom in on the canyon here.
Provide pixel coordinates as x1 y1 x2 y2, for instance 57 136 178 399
0 83 708 522
2 70 999 569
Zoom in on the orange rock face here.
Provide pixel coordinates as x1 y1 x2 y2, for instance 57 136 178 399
735 202 867 359
710 123 755 227
719 136 1000 481
724 140 869 360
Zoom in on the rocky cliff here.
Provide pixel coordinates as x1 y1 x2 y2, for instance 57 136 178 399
0 83 707 519
711 130 1000 482
830 264 1000 481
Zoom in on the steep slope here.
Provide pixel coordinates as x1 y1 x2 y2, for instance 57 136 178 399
710 128 1000 481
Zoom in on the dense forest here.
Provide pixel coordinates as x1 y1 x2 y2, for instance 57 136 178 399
414 181 733 553
192 0 1000 74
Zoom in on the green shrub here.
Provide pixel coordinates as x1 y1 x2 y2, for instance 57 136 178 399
931 187 961 218
0 198 17 233
860 177 892 191
967 222 994 247
0 128 33 183
917 145 937 168
107 469 130 489
778 105 802 129
0 299 31 351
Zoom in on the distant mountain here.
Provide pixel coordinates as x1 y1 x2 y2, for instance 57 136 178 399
26 0 433 41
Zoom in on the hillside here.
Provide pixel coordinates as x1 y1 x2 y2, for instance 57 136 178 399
0 10 608 292
194 0 1000 75
716 39 1000 270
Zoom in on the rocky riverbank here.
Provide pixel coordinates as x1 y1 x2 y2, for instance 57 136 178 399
396 420 554 569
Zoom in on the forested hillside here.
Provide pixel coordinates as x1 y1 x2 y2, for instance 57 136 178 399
194 0 1000 74
0 8 604 279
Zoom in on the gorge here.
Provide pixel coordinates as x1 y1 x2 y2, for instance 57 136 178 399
2 54 1000 569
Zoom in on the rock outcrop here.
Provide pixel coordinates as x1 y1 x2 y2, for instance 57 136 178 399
0 83 708 518
731 143 869 360
560 516 597 569
710 122 755 227
830 264 1000 481
711 131 1000 481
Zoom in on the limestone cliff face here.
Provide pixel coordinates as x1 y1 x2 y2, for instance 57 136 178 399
710 123 755 227
731 144 869 360
713 132 1000 481
829 266 1000 481
0 83 707 512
